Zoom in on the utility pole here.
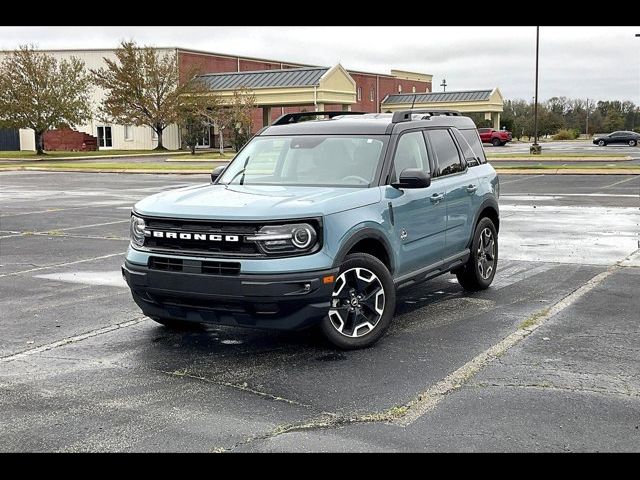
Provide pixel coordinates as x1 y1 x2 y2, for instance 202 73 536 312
530 26 542 154
440 78 447 92
585 98 590 137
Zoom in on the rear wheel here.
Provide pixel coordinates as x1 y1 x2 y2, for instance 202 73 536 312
629 139 637 147
456 217 498 291
491 138 501 147
320 253 396 349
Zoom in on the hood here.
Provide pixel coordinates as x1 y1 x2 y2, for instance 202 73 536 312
134 183 381 220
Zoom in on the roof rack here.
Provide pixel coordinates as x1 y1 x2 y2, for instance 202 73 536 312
272 111 366 125
391 109 461 124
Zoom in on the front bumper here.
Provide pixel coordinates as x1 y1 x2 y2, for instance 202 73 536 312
122 260 338 330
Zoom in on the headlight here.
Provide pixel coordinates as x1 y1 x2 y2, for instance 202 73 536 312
130 214 146 247
246 223 318 254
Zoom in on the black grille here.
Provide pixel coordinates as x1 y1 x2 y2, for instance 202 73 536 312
149 257 240 276
143 217 261 256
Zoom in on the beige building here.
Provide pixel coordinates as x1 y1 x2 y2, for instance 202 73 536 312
1 48 181 151
381 89 505 130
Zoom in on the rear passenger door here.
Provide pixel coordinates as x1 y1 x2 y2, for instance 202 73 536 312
426 128 477 259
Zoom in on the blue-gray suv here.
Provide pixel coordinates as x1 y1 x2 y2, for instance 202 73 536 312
122 110 500 349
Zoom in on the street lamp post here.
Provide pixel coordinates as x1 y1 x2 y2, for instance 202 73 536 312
530 26 542 154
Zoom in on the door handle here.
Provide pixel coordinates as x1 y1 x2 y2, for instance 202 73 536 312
430 193 444 204
466 184 478 193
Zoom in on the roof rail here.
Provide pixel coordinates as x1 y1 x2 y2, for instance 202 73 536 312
272 111 366 126
391 109 461 124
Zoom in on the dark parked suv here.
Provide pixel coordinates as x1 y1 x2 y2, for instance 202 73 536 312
123 110 500 349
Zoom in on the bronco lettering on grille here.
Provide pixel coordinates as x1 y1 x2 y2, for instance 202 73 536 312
144 230 240 242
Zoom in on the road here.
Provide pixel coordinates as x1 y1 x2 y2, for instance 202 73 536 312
0 172 638 452
485 140 640 156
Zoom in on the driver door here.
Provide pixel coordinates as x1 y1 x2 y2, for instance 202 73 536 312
385 130 447 276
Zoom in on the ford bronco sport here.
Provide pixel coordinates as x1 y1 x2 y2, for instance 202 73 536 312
122 110 500 349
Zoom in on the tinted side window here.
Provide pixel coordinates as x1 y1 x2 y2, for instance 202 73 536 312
457 129 487 165
428 129 464 176
392 131 430 181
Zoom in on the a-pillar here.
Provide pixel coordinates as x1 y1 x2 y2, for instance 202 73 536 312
262 106 272 127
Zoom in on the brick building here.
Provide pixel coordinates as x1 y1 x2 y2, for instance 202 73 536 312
1 47 432 151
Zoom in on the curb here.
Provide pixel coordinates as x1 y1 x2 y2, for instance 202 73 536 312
0 151 198 162
488 156 632 162
165 157 232 163
0 167 211 174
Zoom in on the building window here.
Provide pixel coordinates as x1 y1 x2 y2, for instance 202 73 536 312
398 84 402 93
412 86 416 93
124 125 133 141
370 88 375 102
357 87 362 101
97 126 112 148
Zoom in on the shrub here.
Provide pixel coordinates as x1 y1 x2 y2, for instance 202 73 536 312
552 128 580 140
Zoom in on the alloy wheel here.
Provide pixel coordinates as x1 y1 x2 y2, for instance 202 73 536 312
477 227 496 280
328 267 385 338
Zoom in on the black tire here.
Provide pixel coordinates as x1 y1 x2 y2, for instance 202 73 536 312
151 316 204 331
491 138 501 147
456 217 498 291
629 140 637 147
319 253 396 350
598 140 606 147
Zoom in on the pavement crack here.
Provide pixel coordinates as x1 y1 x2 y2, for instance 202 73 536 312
218 405 410 452
469 381 640 398
158 369 312 408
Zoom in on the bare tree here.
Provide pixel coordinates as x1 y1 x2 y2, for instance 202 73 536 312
91 41 201 150
0 45 92 154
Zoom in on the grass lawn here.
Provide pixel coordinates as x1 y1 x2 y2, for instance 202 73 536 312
0 150 235 160
0 161 214 171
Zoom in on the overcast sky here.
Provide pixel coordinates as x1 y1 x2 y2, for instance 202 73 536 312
2 26 638 103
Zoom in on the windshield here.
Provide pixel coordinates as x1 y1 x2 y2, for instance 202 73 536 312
219 135 387 187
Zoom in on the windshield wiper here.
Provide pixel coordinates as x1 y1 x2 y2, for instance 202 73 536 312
224 156 250 187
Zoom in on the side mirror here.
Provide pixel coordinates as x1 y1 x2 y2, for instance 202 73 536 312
391 168 431 189
211 165 226 184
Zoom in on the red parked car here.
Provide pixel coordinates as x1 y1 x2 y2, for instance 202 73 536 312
478 127 512 146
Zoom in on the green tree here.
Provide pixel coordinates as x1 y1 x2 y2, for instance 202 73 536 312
91 41 201 150
228 87 257 151
0 45 92 154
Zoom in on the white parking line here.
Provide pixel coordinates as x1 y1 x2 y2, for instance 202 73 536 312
498 175 544 185
0 317 147 363
395 262 622 426
0 252 125 278
0 219 129 239
602 176 639 189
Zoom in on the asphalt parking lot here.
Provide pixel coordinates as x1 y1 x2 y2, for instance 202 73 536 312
1 171 639 452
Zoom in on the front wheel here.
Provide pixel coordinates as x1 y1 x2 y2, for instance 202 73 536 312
598 140 606 146
491 138 501 147
319 253 396 349
629 140 637 147
456 217 498 291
